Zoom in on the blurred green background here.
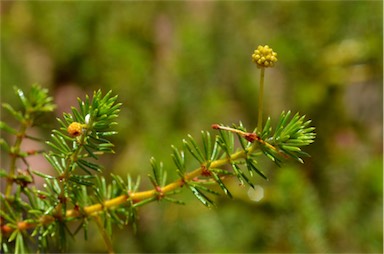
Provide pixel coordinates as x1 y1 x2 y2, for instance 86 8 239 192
1 1 382 253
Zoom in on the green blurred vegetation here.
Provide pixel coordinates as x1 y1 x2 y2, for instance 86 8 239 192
1 1 382 253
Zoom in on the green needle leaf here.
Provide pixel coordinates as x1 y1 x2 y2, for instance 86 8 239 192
211 172 232 198
188 185 215 207
246 158 268 180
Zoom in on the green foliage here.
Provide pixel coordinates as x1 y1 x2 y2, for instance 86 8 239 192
1 85 315 253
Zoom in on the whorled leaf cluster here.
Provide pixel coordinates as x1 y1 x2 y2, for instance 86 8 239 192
0 86 315 253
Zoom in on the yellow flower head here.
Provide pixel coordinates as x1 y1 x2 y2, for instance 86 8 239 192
67 122 83 137
252 45 278 68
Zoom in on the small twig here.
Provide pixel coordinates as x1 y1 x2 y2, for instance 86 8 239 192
94 215 115 254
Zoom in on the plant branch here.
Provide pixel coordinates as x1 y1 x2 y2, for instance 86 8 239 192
5 114 31 197
1 131 268 236
94 215 115 254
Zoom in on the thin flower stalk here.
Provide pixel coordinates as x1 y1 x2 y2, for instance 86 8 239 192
252 45 278 132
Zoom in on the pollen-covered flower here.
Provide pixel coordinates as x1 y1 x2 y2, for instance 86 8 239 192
67 122 83 137
252 45 278 68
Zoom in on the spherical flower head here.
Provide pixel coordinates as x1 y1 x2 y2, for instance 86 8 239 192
252 45 278 68
67 122 83 137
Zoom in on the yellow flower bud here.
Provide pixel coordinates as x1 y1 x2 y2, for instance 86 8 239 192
252 45 278 68
67 122 83 137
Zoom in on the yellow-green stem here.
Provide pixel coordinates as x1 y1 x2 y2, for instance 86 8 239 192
94 215 115 254
6 140 266 233
5 117 30 197
56 123 90 217
67 145 254 218
257 68 265 133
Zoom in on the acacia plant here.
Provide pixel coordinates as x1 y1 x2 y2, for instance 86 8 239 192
0 46 315 253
